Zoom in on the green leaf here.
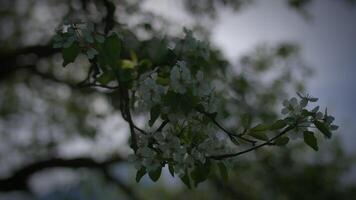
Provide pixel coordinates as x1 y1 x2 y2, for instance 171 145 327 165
156 77 170 86
311 106 320 113
217 162 228 182
250 124 270 132
270 120 287 130
303 131 318 151
248 131 269 141
191 162 210 187
249 124 269 141
121 60 136 69
149 106 160 127
136 167 146 183
274 136 289 146
97 33 121 70
180 173 191 189
168 164 175 177
148 167 162 182
118 68 134 84
62 43 80 67
314 120 332 138
97 71 115 85
300 98 308 107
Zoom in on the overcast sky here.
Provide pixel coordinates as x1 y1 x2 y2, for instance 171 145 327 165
144 0 356 153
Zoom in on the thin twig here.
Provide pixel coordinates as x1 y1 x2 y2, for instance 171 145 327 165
80 82 119 89
196 108 257 145
208 125 295 160
133 124 147 135
153 120 169 134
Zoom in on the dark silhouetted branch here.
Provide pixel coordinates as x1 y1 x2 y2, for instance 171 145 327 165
0 156 143 200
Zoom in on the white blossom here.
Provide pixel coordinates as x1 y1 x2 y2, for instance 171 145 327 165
192 70 211 97
138 77 165 108
170 61 192 94
281 97 301 115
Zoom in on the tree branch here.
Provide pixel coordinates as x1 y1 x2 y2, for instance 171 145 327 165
0 156 120 191
154 120 169 134
196 109 257 145
208 125 295 160
0 45 57 81
102 0 116 34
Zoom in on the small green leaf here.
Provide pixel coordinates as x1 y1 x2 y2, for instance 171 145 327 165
284 117 296 125
274 136 289 146
149 106 160 127
180 173 191 189
311 106 320 113
303 131 318 151
314 120 332 138
62 43 80 67
248 131 269 141
148 167 162 182
330 125 339 131
97 33 121 70
309 97 318 102
121 60 136 69
270 120 287 130
168 164 175 177
156 77 170 86
300 98 308 107
97 71 115 85
191 162 210 187
136 167 146 183
249 124 270 141
217 163 228 182
250 124 270 132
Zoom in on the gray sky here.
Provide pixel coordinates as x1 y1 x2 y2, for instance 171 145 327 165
144 0 356 153
211 0 356 153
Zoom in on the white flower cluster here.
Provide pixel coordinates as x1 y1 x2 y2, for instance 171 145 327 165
136 61 217 119
281 94 338 139
281 97 303 115
170 61 212 97
131 61 228 176
53 22 104 59
129 126 226 176
136 72 166 109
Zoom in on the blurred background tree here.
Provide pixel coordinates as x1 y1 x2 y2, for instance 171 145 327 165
0 0 355 199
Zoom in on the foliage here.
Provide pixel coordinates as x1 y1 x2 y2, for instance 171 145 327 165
53 22 338 187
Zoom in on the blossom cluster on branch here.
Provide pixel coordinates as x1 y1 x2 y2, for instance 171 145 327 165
53 22 338 188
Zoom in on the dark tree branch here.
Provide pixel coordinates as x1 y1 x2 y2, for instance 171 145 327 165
154 120 169 134
0 156 141 200
80 82 120 89
102 0 116 34
0 45 57 81
208 125 295 160
0 157 123 192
